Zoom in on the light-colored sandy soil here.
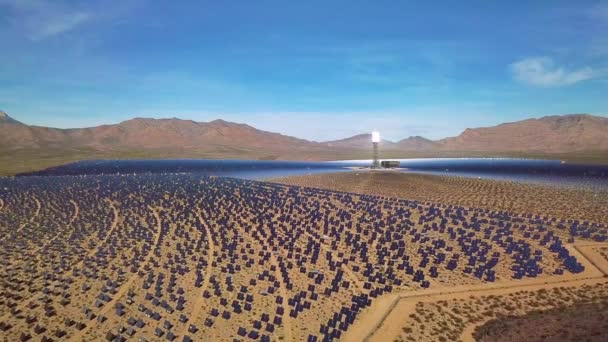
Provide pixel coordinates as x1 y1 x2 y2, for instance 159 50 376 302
575 243 608 275
273 172 608 342
90 200 120 255
173 211 217 339
0 174 606 342
599 246 608 263
270 251 293 342
383 278 608 342
19 196 40 233
0 195 40 245
345 242 607 342
69 206 162 341
34 199 80 256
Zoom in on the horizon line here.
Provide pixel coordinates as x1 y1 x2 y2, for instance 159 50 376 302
1 110 604 143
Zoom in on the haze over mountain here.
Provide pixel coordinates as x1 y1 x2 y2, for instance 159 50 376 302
1 112 607 168
396 136 438 151
323 134 397 150
322 134 437 151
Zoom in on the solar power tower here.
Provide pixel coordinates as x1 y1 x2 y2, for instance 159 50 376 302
371 131 380 169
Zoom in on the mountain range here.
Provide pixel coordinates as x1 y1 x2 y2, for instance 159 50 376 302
1 111 607 174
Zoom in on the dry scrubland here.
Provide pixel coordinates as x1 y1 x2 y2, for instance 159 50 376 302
0 173 606 341
388 282 608 342
473 298 608 341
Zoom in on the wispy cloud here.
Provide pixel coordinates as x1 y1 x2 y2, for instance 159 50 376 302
0 0 92 40
510 57 600 86
33 11 90 40
588 2 608 21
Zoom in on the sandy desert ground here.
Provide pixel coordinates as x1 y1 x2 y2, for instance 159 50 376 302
272 172 608 230
0 172 606 341
273 171 608 342
472 298 608 341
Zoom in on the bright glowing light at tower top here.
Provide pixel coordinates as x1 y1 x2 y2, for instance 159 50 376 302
371 131 380 143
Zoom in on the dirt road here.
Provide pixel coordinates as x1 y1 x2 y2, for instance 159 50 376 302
342 242 608 342
174 211 217 339
69 206 163 341
0 195 40 243
270 251 293 342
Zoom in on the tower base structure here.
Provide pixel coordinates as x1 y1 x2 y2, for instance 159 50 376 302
372 142 380 169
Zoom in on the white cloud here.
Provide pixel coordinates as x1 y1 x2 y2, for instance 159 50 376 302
0 0 92 40
510 57 599 87
32 11 90 40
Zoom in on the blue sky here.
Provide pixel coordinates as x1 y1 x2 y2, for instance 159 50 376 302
0 0 607 141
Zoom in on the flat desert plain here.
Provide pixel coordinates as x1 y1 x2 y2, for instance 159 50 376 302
272 171 608 342
0 172 606 341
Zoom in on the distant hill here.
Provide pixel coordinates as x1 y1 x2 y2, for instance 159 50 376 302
323 133 397 149
0 114 321 154
1 112 607 174
396 136 438 151
322 134 438 151
437 114 608 153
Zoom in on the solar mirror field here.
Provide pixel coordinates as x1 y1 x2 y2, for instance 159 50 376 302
0 171 606 341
